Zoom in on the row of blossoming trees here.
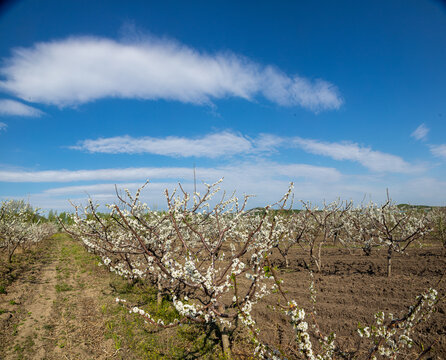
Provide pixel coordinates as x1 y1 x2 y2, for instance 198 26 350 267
0 200 56 263
65 180 442 359
275 197 437 277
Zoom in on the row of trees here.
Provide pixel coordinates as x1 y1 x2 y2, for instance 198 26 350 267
274 198 436 277
64 180 442 359
0 200 57 263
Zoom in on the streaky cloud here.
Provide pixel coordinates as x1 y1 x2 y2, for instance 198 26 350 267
293 137 423 173
0 36 342 112
0 162 341 183
0 99 44 117
411 123 429 141
70 131 253 158
69 131 421 175
42 182 173 195
430 144 446 159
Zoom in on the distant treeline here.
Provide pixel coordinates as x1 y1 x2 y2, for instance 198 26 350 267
396 204 446 212
46 210 74 224
35 203 446 223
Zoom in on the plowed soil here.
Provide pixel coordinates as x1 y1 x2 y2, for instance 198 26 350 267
253 245 446 359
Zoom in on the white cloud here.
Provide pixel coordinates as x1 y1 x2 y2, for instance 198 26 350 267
0 36 342 111
222 162 342 182
411 123 429 141
71 131 253 158
0 122 7 131
0 99 44 117
293 137 422 173
0 167 195 182
70 131 289 158
0 162 340 184
253 133 285 152
42 182 174 196
430 144 446 159
42 182 142 195
69 132 421 174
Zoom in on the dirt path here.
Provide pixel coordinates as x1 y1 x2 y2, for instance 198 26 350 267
0 234 117 360
3 262 58 359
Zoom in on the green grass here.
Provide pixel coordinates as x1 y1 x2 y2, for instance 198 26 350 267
55 283 73 292
103 276 224 359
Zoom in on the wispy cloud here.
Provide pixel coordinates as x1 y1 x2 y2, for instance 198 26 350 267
253 134 285 152
0 36 342 112
42 182 172 196
0 99 44 117
0 122 7 131
0 162 341 183
69 131 420 174
293 137 422 173
411 123 429 141
430 144 446 160
0 167 194 183
70 131 253 158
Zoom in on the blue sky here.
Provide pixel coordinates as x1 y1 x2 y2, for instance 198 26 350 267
0 0 445 211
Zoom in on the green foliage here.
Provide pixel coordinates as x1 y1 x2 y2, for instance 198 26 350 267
55 283 73 292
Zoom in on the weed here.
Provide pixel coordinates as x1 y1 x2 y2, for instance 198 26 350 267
55 283 73 292
12 323 19 336
43 323 55 331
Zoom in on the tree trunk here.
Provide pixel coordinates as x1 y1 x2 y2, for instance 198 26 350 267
333 231 338 246
7 242 18 263
217 304 232 359
315 242 323 272
310 244 320 272
386 246 392 277
157 274 163 307
221 326 232 359
362 243 372 256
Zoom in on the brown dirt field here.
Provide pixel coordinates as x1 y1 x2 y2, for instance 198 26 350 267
252 245 446 359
